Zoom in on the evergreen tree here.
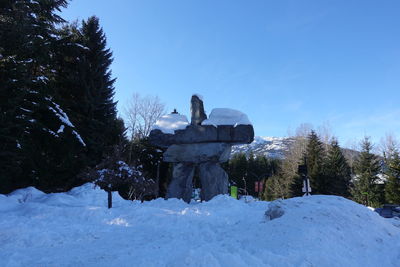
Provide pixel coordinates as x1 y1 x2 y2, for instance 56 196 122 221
324 138 351 197
53 17 124 166
290 161 304 197
250 156 279 197
246 153 258 196
228 153 248 193
263 172 289 201
384 148 400 204
228 153 282 198
0 0 71 193
78 16 121 165
304 131 326 194
351 137 382 207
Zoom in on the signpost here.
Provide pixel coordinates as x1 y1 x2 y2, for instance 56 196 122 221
255 181 264 193
298 157 311 197
302 177 311 196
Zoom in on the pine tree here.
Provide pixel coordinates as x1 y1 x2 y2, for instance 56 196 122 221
324 138 351 197
51 16 127 190
0 0 70 193
351 137 382 207
228 153 248 193
304 131 326 194
384 148 400 204
78 16 121 165
246 153 258 196
53 17 124 166
290 158 304 197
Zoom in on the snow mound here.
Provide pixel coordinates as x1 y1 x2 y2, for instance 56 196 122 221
1 184 399 267
7 187 46 203
202 108 251 127
152 113 189 134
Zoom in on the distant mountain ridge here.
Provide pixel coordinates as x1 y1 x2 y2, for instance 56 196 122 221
232 136 296 159
232 136 359 161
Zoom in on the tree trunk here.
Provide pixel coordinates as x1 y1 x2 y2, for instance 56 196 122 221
108 190 112 209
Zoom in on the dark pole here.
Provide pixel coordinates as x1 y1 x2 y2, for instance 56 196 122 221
108 190 112 209
156 161 160 197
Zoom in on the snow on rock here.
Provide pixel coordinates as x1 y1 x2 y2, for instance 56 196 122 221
152 113 189 134
202 108 252 127
0 185 400 267
265 199 285 220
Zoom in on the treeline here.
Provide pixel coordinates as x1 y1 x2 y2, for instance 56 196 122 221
225 153 280 197
228 131 400 207
0 1 126 193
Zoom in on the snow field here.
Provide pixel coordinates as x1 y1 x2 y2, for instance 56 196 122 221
1 184 400 267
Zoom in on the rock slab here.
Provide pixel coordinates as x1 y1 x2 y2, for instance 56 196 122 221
163 143 231 163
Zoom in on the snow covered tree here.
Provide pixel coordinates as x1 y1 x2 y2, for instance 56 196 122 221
351 137 383 207
0 0 76 193
324 138 351 197
0 3 126 193
81 145 157 208
26 98 88 191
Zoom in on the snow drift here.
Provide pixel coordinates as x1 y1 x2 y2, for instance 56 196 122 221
202 108 252 127
1 184 399 267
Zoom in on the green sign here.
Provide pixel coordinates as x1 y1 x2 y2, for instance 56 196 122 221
230 186 238 199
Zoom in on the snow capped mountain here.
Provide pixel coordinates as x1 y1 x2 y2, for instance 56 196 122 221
232 136 296 158
232 136 361 162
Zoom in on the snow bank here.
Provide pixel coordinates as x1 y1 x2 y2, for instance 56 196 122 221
202 108 252 127
152 114 189 134
1 185 399 267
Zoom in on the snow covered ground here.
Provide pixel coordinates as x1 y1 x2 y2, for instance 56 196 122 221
1 184 400 267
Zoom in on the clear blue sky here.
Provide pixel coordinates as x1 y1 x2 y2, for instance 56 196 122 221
61 0 400 146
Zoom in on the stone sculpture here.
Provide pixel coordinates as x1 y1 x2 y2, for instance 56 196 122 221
149 95 254 202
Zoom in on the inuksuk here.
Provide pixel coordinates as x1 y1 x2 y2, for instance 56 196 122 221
149 95 254 202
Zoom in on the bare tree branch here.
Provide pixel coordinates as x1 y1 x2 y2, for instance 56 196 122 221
124 93 166 140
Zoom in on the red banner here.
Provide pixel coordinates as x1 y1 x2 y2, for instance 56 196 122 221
255 181 264 192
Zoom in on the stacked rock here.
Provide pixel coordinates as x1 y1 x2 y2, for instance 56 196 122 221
149 95 254 202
